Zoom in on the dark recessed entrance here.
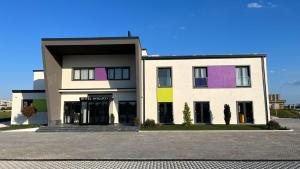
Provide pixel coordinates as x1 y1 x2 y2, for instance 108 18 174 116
118 101 137 124
64 94 113 125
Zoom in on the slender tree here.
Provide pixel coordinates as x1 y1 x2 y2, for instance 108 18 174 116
224 104 231 125
183 102 193 126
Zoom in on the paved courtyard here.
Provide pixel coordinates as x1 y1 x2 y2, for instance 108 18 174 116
0 118 299 160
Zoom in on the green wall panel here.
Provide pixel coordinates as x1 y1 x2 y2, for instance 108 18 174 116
32 99 47 112
157 88 173 102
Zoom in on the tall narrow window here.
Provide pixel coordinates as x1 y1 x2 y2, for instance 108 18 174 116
81 69 88 80
74 69 80 80
194 67 208 87
158 68 172 87
122 68 129 79
236 66 250 87
88 69 95 80
108 68 114 79
115 68 122 80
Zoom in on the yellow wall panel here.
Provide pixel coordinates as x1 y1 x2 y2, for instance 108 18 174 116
157 88 173 102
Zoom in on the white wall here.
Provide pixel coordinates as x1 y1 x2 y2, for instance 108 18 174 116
33 71 45 90
61 55 136 89
60 91 136 124
144 57 268 124
11 92 47 125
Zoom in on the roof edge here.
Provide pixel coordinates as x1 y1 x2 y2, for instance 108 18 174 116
12 90 45 93
33 70 44 72
42 36 140 41
142 54 266 60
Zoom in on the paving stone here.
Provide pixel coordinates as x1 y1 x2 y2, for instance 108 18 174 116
0 160 299 169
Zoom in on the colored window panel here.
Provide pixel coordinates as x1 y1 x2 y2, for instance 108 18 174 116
157 88 173 102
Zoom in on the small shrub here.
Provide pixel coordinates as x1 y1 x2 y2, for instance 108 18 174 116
21 105 37 118
267 120 286 130
224 104 231 125
133 117 140 126
182 102 192 126
142 119 156 128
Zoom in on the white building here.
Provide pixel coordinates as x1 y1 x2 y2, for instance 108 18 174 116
11 35 270 126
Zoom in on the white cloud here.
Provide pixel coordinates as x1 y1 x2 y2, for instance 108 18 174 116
179 26 186 30
270 70 275 73
247 2 264 8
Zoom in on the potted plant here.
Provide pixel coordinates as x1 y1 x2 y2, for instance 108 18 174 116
110 114 115 125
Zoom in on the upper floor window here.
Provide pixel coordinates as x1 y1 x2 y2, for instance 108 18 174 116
73 68 95 80
236 66 251 87
158 68 172 87
193 67 208 87
107 67 130 80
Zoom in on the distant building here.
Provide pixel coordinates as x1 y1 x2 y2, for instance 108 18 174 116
0 100 12 109
269 94 286 109
285 104 300 110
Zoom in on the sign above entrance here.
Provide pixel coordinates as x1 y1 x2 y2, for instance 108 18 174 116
80 94 113 102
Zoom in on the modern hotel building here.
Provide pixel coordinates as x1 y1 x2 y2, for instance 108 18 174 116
11 35 270 126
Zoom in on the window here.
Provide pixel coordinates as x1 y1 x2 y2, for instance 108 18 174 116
73 68 95 80
158 68 172 87
237 102 253 123
236 66 251 87
22 99 33 108
107 67 130 80
193 67 208 87
194 102 211 123
158 102 173 124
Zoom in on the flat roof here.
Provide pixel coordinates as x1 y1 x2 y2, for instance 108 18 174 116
12 90 45 93
142 54 266 60
42 36 140 41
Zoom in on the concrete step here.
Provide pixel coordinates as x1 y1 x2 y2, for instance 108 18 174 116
36 125 139 132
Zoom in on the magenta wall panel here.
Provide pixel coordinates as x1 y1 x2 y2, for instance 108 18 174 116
95 68 107 80
207 66 236 88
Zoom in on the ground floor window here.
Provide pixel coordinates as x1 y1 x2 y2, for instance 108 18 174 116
158 102 173 124
194 102 211 123
118 101 137 124
237 101 254 123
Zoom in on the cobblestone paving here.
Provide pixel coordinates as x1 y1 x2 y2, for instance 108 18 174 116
0 160 299 169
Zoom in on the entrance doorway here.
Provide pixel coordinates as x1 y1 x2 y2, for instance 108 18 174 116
237 102 254 123
63 94 112 125
194 102 211 124
81 100 109 125
158 102 173 124
118 101 137 124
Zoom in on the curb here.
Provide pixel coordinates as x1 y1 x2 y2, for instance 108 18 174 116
139 129 294 133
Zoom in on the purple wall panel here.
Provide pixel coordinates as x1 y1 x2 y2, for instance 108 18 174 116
95 68 107 80
207 66 236 88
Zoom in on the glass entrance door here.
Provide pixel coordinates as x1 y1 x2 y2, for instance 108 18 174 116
80 101 109 125
194 102 211 124
237 102 254 123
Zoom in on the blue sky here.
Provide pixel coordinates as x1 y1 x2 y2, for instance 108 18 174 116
0 0 300 103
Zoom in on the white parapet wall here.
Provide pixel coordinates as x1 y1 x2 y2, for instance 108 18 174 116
11 91 47 125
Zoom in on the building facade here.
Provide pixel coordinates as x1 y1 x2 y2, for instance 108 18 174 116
269 94 286 110
12 36 270 125
11 70 47 125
